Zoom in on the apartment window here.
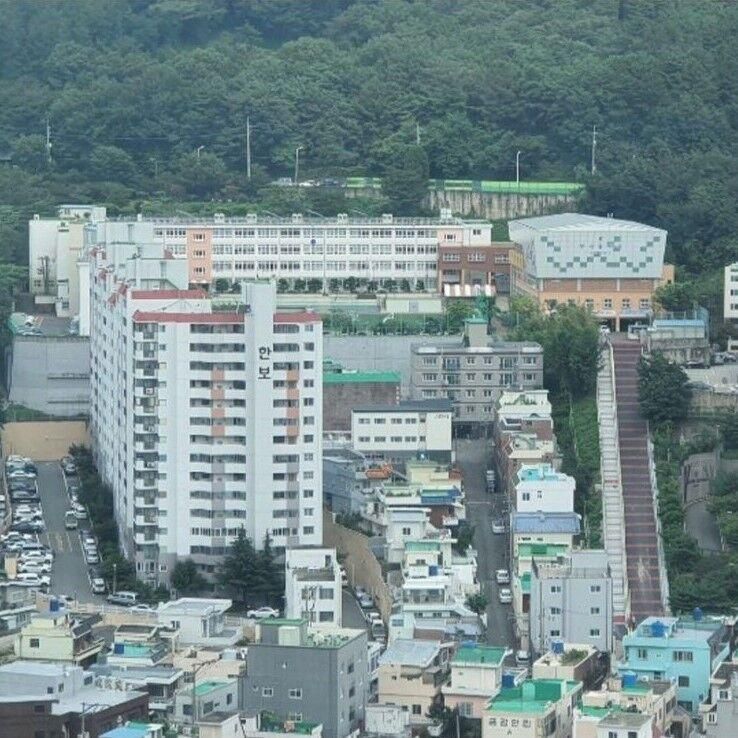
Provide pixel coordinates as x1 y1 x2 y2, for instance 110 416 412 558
590 585 601 593
193 233 205 241
412 705 422 716
550 585 561 593
550 629 561 637
678 676 690 687
402 527 411 535
590 607 600 615
604 298 612 309
640 298 650 309
289 688 303 699
673 651 693 662
608 732 617 738
589 629 600 637
303 526 314 535
622 298 631 309
637 648 648 659
550 607 561 615
262 688 273 697
719 689 730 700
29 638 40 648
319 587 334 599
522 492 530 501
319 611 334 622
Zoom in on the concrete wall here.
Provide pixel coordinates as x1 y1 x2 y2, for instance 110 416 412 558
324 335 458 395
347 188 577 220
2 421 89 460
324 381 400 432
323 512 392 622
6 337 90 416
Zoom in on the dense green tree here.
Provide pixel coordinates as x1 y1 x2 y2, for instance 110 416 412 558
217 528 259 604
465 592 488 616
638 352 693 424
382 145 429 215
171 558 208 595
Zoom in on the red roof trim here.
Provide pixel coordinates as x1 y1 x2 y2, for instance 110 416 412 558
273 311 322 324
131 289 208 300
133 311 242 324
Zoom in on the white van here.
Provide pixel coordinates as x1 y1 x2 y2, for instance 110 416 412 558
107 591 138 606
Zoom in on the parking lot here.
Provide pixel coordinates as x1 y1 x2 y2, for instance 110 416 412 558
37 462 104 604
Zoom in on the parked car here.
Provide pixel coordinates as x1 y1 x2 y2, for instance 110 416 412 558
358 593 374 609
491 520 506 534
18 561 51 574
72 504 87 520
498 588 512 604
515 650 531 667
130 604 155 613
21 552 53 565
85 550 100 564
91 578 107 594
246 606 280 619
495 569 511 585
107 591 138 607
10 492 40 503
15 573 50 588
11 521 44 533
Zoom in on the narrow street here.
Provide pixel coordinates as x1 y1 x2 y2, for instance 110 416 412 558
456 439 516 650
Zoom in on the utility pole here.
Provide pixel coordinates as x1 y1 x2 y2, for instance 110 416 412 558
45 117 52 165
516 150 522 186
591 124 597 175
294 145 303 185
416 122 421 145
246 116 252 180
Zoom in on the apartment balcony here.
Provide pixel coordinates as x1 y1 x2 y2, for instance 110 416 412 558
134 528 159 544
134 441 158 453
134 494 159 508
133 349 158 362
134 514 159 526
133 460 160 474
133 385 158 399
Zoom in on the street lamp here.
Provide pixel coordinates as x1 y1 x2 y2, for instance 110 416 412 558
294 145 304 185
515 151 522 186
196 145 205 160
112 562 117 595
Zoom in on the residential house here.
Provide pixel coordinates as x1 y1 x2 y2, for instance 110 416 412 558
157 598 240 648
511 512 581 556
532 643 602 689
699 657 738 738
515 465 575 514
0 661 148 738
173 679 238 725
443 645 507 719
351 400 454 464
241 619 368 738
618 614 731 713
15 604 104 667
483 678 582 738
529 550 613 655
285 547 343 628
377 639 453 727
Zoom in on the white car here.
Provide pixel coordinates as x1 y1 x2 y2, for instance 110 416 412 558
495 569 510 585
21 553 53 564
498 588 512 604
247 606 280 620
491 520 506 534
130 604 155 613
19 561 51 574
16 572 50 587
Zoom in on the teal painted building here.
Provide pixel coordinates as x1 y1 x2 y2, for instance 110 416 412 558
618 615 730 713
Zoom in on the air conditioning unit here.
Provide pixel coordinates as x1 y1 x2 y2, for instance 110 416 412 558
214 212 226 223
291 213 303 223
144 388 154 395
337 213 348 223
247 213 257 223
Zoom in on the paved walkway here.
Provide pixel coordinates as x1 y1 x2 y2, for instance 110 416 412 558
685 501 723 553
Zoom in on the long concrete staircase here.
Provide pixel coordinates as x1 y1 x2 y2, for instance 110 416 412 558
611 338 667 622
596 341 628 621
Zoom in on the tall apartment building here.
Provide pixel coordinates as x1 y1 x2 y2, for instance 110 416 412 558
89 241 322 584
410 319 543 426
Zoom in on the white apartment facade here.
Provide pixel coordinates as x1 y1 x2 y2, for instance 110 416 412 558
724 262 738 320
89 241 322 584
285 547 343 627
515 464 575 513
351 400 453 463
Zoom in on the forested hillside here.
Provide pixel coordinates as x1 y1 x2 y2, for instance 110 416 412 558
0 0 736 290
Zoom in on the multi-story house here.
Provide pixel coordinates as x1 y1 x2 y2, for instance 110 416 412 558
89 238 322 583
410 319 543 425
15 604 104 668
241 619 368 738
442 645 507 719
157 598 239 648
701 658 738 738
618 614 731 714
529 550 613 655
724 262 738 321
515 464 575 514
351 400 453 464
437 240 526 296
284 547 343 627
377 639 453 727
483 678 582 738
